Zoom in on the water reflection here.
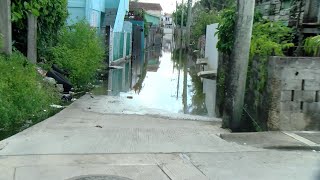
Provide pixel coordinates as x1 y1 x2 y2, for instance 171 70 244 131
99 33 215 117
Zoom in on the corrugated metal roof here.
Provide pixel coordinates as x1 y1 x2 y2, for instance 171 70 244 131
129 2 163 11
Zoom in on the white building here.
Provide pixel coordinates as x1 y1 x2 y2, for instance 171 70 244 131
162 13 173 28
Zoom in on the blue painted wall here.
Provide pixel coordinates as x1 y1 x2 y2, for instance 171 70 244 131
105 0 119 8
67 0 129 30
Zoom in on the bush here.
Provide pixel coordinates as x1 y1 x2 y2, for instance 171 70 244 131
304 35 320 56
191 10 218 44
0 52 59 138
51 21 105 87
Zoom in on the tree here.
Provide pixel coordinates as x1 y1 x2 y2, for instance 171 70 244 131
172 4 188 26
199 0 235 11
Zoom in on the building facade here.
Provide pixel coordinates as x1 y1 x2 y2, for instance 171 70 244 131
162 13 173 28
67 0 132 63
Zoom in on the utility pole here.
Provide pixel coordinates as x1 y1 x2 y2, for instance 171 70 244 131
0 0 12 55
180 0 184 48
186 0 192 49
223 0 255 131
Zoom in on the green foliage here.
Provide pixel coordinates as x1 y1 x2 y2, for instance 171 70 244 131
216 7 236 55
11 0 45 22
172 4 188 26
0 52 59 139
215 7 294 130
11 0 68 58
37 0 68 59
304 35 320 56
250 21 294 93
51 21 105 87
250 21 294 57
191 10 218 43
199 0 235 11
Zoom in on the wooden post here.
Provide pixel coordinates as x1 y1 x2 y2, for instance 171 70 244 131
0 0 12 55
223 0 255 131
27 13 37 63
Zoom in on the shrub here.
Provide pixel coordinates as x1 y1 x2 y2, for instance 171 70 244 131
51 21 105 87
191 10 218 44
304 35 320 56
0 52 59 138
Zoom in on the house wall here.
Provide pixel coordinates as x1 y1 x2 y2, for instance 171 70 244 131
67 0 86 25
105 0 119 8
145 13 160 26
146 10 161 18
113 0 129 32
68 0 128 30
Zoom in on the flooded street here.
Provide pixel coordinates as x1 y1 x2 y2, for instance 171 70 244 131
94 32 216 117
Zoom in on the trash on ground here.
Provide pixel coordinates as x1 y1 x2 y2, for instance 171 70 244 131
50 104 65 109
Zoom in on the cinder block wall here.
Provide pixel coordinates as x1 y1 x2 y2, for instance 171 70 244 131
267 57 320 130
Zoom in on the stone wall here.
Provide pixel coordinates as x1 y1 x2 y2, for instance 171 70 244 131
267 57 320 131
255 0 305 26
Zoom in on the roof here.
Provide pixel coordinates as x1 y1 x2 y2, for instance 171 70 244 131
129 2 163 11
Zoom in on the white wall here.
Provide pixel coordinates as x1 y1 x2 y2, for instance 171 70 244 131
205 23 219 70
203 23 219 117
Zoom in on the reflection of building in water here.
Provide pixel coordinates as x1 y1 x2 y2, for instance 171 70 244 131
162 35 172 52
146 47 162 72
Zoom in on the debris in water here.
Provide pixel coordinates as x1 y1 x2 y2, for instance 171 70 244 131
88 107 91 109
127 96 133 99
95 125 102 128
43 109 47 112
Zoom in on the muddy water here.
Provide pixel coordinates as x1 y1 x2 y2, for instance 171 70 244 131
93 33 216 117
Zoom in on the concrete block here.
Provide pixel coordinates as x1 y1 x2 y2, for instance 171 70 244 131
281 79 302 90
280 102 300 111
269 57 320 69
294 91 316 102
304 102 320 113
281 68 320 80
304 80 320 90
279 112 308 131
279 112 292 130
290 113 307 130
280 90 292 101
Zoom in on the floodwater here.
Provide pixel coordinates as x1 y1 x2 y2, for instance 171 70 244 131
93 32 216 117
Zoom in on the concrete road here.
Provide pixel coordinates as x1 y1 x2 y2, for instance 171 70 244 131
0 95 319 180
